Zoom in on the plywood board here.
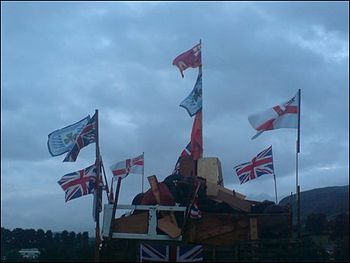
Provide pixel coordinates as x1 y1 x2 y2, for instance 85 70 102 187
113 212 148 234
197 157 223 186
216 189 251 212
158 215 181 238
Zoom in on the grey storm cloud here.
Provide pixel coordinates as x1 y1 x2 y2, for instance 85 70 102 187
1 1 348 235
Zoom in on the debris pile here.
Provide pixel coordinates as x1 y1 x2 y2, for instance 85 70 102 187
111 156 291 245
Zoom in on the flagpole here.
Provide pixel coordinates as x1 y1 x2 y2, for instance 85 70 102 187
109 176 122 238
273 173 278 204
94 109 101 263
199 39 203 159
296 89 301 240
101 159 110 201
271 147 278 204
142 152 145 193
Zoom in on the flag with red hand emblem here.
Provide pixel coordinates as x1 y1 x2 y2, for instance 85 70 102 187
248 91 299 139
110 154 144 179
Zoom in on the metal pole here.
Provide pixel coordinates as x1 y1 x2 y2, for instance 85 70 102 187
271 146 278 204
296 89 301 240
273 173 278 204
94 109 100 263
199 39 203 158
142 152 144 193
101 159 110 201
297 185 301 240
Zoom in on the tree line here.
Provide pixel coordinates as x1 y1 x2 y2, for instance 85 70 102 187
1 212 348 262
1 228 94 262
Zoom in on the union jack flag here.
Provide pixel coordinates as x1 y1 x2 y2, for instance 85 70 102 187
234 146 274 184
140 244 203 262
57 164 97 202
63 113 97 162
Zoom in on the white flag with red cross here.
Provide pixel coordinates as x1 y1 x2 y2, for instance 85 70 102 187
248 91 299 139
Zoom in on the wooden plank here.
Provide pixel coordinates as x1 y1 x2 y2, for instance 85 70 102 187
216 188 251 212
185 212 250 245
195 224 235 241
113 212 148 234
250 217 258 240
197 157 223 186
158 215 181 238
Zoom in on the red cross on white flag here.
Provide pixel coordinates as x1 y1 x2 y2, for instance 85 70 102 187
110 154 144 179
248 91 299 139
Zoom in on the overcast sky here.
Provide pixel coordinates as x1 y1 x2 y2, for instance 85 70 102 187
1 2 349 236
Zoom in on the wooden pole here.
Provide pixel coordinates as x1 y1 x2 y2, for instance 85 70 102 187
109 176 122 238
94 109 101 263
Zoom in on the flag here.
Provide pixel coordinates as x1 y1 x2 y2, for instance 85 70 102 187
63 113 97 162
57 164 97 202
172 42 201 78
234 146 274 184
180 72 202 117
191 111 203 161
47 116 90 157
140 244 203 262
248 91 299 139
190 197 202 219
172 142 191 174
110 153 144 179
92 160 103 222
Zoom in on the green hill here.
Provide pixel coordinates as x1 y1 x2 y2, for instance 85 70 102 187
279 185 349 220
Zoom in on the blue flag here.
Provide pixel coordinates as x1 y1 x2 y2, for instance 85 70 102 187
47 116 90 157
180 72 202 117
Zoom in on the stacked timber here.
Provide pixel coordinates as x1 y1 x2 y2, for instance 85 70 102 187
111 155 291 245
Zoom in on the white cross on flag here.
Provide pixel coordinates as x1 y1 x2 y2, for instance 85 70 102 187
110 154 144 179
248 91 299 139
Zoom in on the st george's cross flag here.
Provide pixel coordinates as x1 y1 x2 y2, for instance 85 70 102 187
172 42 201 78
234 146 274 184
248 91 299 139
63 113 97 162
57 164 97 202
110 154 144 179
47 116 90 157
180 72 202 117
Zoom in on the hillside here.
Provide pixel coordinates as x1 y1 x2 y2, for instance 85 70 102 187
279 185 349 220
